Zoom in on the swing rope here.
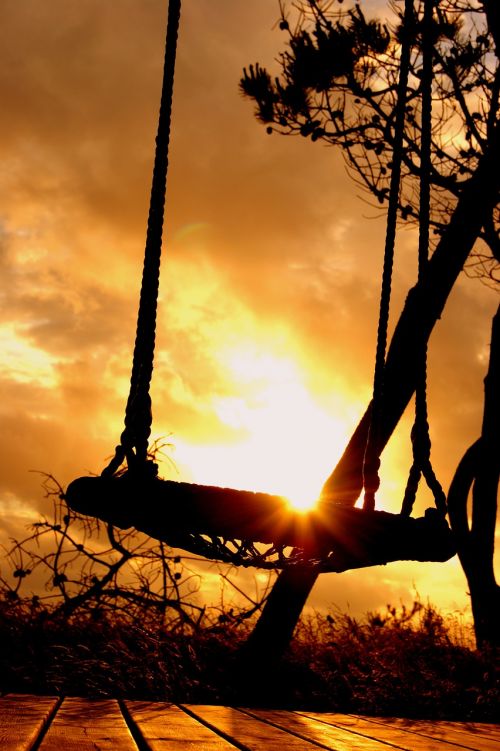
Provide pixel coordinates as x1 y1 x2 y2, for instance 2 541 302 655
103 0 182 478
401 0 447 517
362 0 415 512
364 0 446 517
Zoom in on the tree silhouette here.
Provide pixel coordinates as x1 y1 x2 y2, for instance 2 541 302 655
241 0 499 284
240 0 499 658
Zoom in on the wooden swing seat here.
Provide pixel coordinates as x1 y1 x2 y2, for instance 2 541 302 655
65 475 456 572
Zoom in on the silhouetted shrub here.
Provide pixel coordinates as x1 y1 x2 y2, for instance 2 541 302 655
1 594 497 720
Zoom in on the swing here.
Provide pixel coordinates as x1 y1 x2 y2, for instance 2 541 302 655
66 0 455 572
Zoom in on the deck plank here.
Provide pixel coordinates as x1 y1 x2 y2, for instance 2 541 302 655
37 697 139 751
125 701 239 750
2 696 499 751
358 715 500 750
0 694 59 751
182 704 331 749
298 712 498 751
425 721 500 741
244 708 409 750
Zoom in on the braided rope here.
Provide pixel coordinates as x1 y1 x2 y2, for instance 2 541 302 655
401 0 447 517
362 0 414 511
103 0 182 477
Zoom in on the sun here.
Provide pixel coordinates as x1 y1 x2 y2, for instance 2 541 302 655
169 341 353 511
285 489 322 514
277 460 325 513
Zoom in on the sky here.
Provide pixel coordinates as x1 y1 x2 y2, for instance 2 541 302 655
0 0 498 623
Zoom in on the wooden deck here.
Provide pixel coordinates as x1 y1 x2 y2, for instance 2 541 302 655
1 694 499 750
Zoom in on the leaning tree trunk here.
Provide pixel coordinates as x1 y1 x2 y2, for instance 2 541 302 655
241 123 500 667
448 305 500 650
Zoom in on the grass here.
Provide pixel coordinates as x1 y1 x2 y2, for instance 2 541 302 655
1 595 498 720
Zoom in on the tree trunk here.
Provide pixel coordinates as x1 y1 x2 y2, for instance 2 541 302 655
448 305 500 650
238 565 318 672
243 124 500 664
469 577 500 650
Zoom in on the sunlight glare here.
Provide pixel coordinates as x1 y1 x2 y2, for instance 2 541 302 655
285 488 322 513
171 342 352 512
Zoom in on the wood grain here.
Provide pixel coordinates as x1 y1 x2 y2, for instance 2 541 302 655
244 708 408 750
0 694 59 751
125 701 238 750
358 715 500 751
298 712 499 751
423 720 500 741
183 704 345 750
37 697 138 751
